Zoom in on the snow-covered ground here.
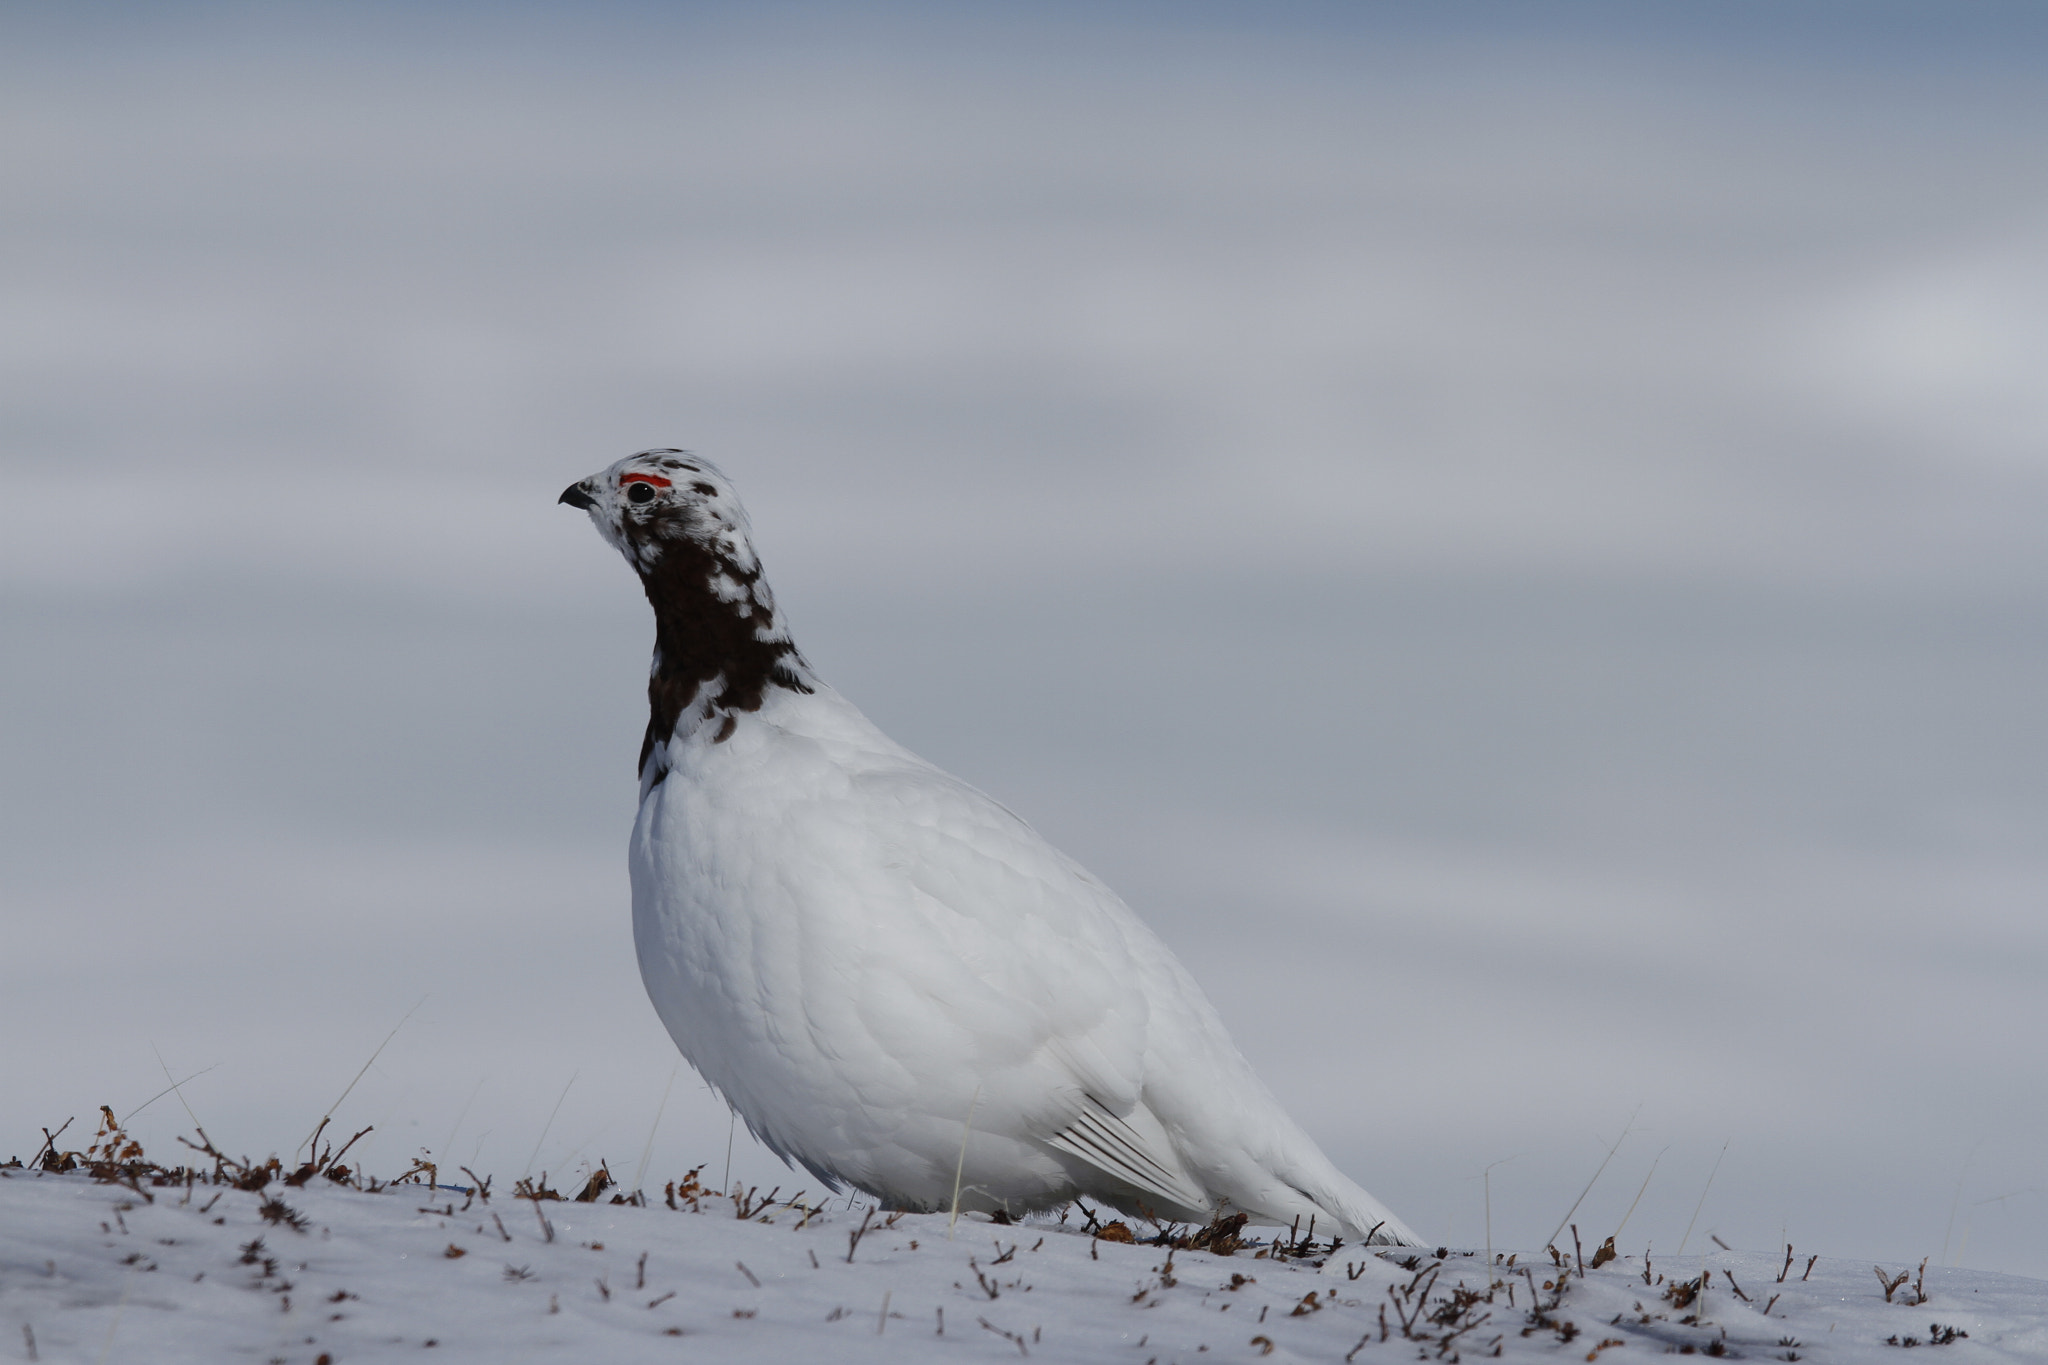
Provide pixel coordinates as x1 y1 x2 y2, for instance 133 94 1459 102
5 1144 2043 1364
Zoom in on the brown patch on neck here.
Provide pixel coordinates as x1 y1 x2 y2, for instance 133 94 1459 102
636 536 810 782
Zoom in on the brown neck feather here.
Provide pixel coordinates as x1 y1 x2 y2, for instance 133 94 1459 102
637 538 810 782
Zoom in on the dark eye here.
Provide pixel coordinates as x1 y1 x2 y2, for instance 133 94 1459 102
627 482 656 505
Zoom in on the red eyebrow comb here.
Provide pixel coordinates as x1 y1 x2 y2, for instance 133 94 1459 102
619 472 673 489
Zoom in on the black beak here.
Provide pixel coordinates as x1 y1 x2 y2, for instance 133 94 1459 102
559 481 597 510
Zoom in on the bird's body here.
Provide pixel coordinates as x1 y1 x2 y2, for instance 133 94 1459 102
562 450 1417 1245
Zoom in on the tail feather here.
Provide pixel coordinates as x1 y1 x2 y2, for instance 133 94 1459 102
1274 1159 1422 1246
1325 1182 1422 1247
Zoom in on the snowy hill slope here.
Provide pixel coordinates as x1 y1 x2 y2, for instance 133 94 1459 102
4 1143 2044 1364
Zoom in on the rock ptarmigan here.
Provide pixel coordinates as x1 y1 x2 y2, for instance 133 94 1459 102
560 449 1419 1245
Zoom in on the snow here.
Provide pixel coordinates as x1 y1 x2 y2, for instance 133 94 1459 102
5 1160 2045 1364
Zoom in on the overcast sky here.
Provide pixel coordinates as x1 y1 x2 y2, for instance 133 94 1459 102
4 2 2045 1276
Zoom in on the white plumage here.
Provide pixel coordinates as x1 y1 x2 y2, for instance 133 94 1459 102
560 449 1417 1245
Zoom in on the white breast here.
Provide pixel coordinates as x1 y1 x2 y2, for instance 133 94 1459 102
629 682 1417 1242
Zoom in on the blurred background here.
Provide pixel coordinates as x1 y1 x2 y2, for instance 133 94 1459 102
5 1 2045 1276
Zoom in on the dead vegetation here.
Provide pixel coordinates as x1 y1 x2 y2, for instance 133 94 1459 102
1876 1258 1931 1306
14 1107 380 1202
11 1105 1961 1364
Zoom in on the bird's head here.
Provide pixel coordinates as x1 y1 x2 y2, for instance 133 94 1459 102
559 449 759 581
561 450 809 776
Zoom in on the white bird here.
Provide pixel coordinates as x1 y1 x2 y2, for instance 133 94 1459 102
560 449 1418 1245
